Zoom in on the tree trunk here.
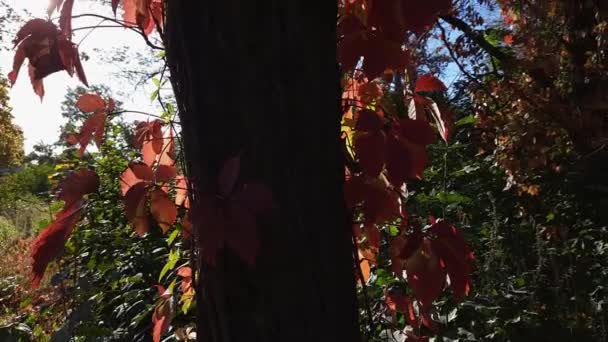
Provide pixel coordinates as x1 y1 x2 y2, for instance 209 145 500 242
164 1 360 341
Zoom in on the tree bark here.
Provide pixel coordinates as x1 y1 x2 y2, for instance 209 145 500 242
164 1 360 341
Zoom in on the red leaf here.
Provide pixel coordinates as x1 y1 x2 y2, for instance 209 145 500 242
430 221 474 302
218 154 241 198
399 118 437 146
385 135 409 187
10 20 86 98
354 131 386 178
177 266 192 292
124 182 150 236
8 41 26 85
28 65 45 100
175 175 190 208
135 120 164 165
337 14 365 38
73 45 88 86
196 181 275 267
129 162 155 182
338 30 408 79
142 140 157 166
389 229 423 276
56 169 100 207
155 165 177 183
150 188 177 233
151 285 173 342
31 200 83 288
385 291 417 325
385 134 428 186
76 111 107 154
368 0 451 39
13 19 57 46
111 0 120 15
405 239 446 307
121 166 144 196
76 94 106 112
365 224 381 249
344 176 400 223
59 0 74 39
158 127 175 166
123 0 164 36
355 109 383 131
357 81 383 104
415 74 447 93
57 38 76 76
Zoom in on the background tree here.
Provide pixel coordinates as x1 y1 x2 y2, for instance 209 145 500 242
0 73 24 169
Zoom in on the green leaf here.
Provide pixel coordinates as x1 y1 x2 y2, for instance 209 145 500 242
455 115 476 126
150 89 159 102
436 191 472 204
158 249 180 282
167 229 179 246
152 78 161 87
166 103 175 115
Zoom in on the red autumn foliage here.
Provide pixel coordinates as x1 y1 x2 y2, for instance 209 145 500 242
344 175 401 224
31 169 100 287
150 188 177 233
66 94 118 155
194 155 276 267
389 221 474 310
152 285 173 342
338 17 409 79
31 200 83 288
368 0 452 36
120 161 179 235
351 108 436 187
56 169 100 207
415 74 448 93
122 0 164 36
9 19 87 99
14 1 476 340
134 120 165 166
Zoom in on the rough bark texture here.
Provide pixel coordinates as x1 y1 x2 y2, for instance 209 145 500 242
164 1 360 341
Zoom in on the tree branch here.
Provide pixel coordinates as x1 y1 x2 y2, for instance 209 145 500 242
439 15 511 63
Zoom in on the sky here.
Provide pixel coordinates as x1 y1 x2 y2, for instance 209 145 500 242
0 0 160 153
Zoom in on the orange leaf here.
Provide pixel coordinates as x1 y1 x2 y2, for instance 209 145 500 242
120 166 144 196
129 161 155 182
155 164 177 183
150 188 177 233
76 94 106 112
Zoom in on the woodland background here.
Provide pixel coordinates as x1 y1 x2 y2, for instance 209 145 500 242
0 0 607 341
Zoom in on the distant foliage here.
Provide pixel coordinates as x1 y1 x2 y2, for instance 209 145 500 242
0 73 24 168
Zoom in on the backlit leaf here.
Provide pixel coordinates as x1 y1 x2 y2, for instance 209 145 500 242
150 188 177 233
